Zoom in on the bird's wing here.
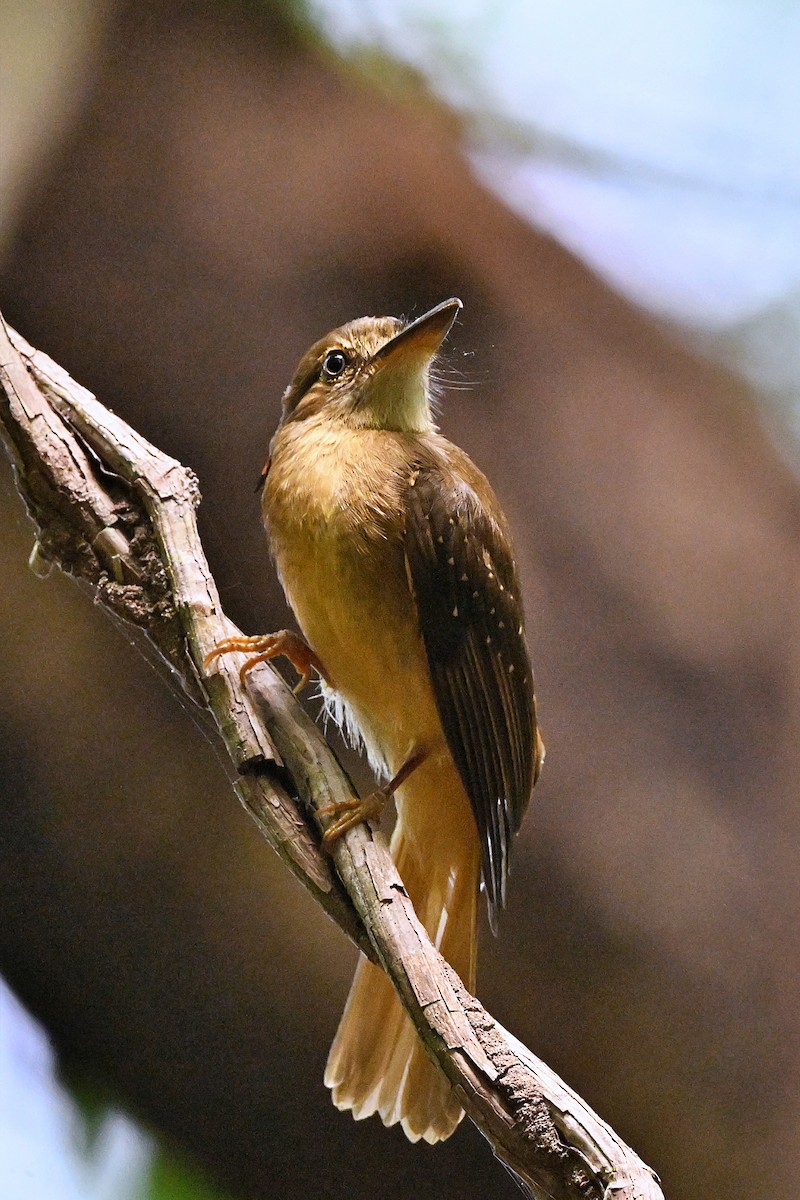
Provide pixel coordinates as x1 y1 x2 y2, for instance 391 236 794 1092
403 457 541 927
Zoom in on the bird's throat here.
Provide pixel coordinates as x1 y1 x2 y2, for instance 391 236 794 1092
352 361 435 433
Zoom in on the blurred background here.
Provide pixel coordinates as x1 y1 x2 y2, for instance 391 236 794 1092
1 2 799 1198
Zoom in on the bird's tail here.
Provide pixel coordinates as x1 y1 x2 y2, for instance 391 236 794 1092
324 765 480 1143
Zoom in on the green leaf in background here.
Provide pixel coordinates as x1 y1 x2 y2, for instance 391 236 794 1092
2 978 237 1200
146 1148 238 1200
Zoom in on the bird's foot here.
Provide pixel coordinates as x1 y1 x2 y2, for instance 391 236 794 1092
204 629 330 692
319 791 387 847
318 748 428 847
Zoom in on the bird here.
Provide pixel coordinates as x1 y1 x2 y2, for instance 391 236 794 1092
206 298 543 1144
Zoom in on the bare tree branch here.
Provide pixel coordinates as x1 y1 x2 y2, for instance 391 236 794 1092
0 313 664 1200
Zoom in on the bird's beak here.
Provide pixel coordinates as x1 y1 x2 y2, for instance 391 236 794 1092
374 298 462 369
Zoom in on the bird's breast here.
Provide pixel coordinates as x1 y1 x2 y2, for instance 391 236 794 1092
263 421 408 578
262 421 442 771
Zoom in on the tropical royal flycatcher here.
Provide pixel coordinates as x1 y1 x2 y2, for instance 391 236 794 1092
206 298 543 1144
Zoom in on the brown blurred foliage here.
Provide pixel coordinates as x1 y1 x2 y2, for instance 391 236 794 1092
1 3 798 1198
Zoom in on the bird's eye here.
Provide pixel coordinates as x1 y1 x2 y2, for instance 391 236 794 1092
321 349 349 379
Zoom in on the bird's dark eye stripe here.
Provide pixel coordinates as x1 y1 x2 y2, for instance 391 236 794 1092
322 349 349 379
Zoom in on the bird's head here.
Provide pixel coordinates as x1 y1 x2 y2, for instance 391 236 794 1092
278 298 462 434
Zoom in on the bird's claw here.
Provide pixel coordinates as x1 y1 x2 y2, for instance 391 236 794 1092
204 629 330 690
318 791 386 847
